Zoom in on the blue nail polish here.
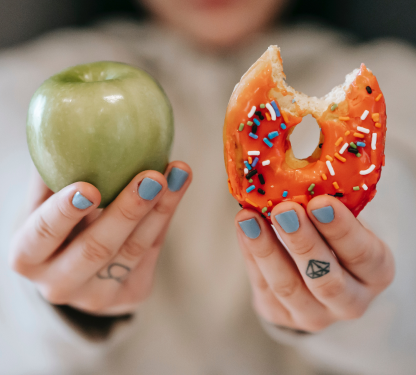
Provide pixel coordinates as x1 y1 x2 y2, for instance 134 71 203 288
167 167 189 192
72 192 93 210
275 210 299 233
138 178 162 200
312 206 334 224
238 218 261 239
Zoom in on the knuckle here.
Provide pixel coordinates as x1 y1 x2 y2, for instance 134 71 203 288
346 246 373 267
378 263 395 289
347 238 395 290
135 285 153 302
35 215 58 240
8 239 27 275
84 301 108 313
153 200 173 216
56 199 76 220
372 245 396 289
340 305 366 320
270 281 299 298
253 277 269 292
8 253 26 275
344 234 375 266
252 295 293 325
302 318 331 332
7 235 37 278
314 276 346 299
120 238 147 262
325 225 352 243
75 294 114 313
81 236 114 263
40 286 69 305
290 235 316 255
151 231 167 250
117 203 143 222
74 301 105 314
250 245 274 259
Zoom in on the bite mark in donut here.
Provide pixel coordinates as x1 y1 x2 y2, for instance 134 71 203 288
223 46 387 218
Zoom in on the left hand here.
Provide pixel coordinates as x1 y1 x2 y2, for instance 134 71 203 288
235 195 395 332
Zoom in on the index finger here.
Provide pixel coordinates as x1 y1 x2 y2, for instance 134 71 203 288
9 182 100 272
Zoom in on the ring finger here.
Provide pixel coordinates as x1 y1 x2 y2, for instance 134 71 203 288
271 201 372 319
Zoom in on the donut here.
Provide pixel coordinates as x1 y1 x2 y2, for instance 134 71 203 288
223 46 386 218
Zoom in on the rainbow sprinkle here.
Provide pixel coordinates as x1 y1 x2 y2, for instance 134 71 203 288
268 131 279 139
246 185 255 193
271 100 281 117
234 92 380 221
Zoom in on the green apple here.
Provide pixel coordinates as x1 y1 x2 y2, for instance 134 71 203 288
27 61 174 207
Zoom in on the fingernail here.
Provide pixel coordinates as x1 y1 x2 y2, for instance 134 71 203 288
138 178 162 200
72 192 93 210
238 218 261 239
275 210 299 233
167 167 189 192
312 206 334 223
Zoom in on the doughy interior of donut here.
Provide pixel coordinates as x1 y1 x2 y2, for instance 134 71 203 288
266 46 361 169
268 45 360 118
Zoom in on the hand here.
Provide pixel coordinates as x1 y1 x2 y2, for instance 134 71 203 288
9 162 192 315
235 196 395 332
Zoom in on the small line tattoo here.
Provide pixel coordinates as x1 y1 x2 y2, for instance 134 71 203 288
97 263 131 283
306 260 330 279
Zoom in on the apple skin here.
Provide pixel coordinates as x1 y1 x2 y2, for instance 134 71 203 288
27 61 174 207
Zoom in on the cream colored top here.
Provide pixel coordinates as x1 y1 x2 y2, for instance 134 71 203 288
1 19 416 375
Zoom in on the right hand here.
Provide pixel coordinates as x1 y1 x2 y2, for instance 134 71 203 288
9 162 192 315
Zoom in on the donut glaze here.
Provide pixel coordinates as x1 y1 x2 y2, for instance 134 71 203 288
224 47 386 218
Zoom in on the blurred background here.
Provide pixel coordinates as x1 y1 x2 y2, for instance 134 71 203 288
1 0 416 50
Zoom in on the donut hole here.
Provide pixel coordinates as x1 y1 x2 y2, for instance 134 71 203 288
285 114 323 169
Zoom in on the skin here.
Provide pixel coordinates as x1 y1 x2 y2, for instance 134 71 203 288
10 0 394 327
140 0 288 49
10 163 192 315
236 198 394 331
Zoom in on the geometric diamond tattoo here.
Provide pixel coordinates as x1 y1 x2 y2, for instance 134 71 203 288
306 259 330 279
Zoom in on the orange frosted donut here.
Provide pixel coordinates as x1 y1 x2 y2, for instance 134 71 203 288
224 46 386 218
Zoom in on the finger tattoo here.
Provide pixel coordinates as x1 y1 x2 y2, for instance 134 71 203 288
97 263 131 283
306 260 330 279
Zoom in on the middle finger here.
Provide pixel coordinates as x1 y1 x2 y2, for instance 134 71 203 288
236 209 329 330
